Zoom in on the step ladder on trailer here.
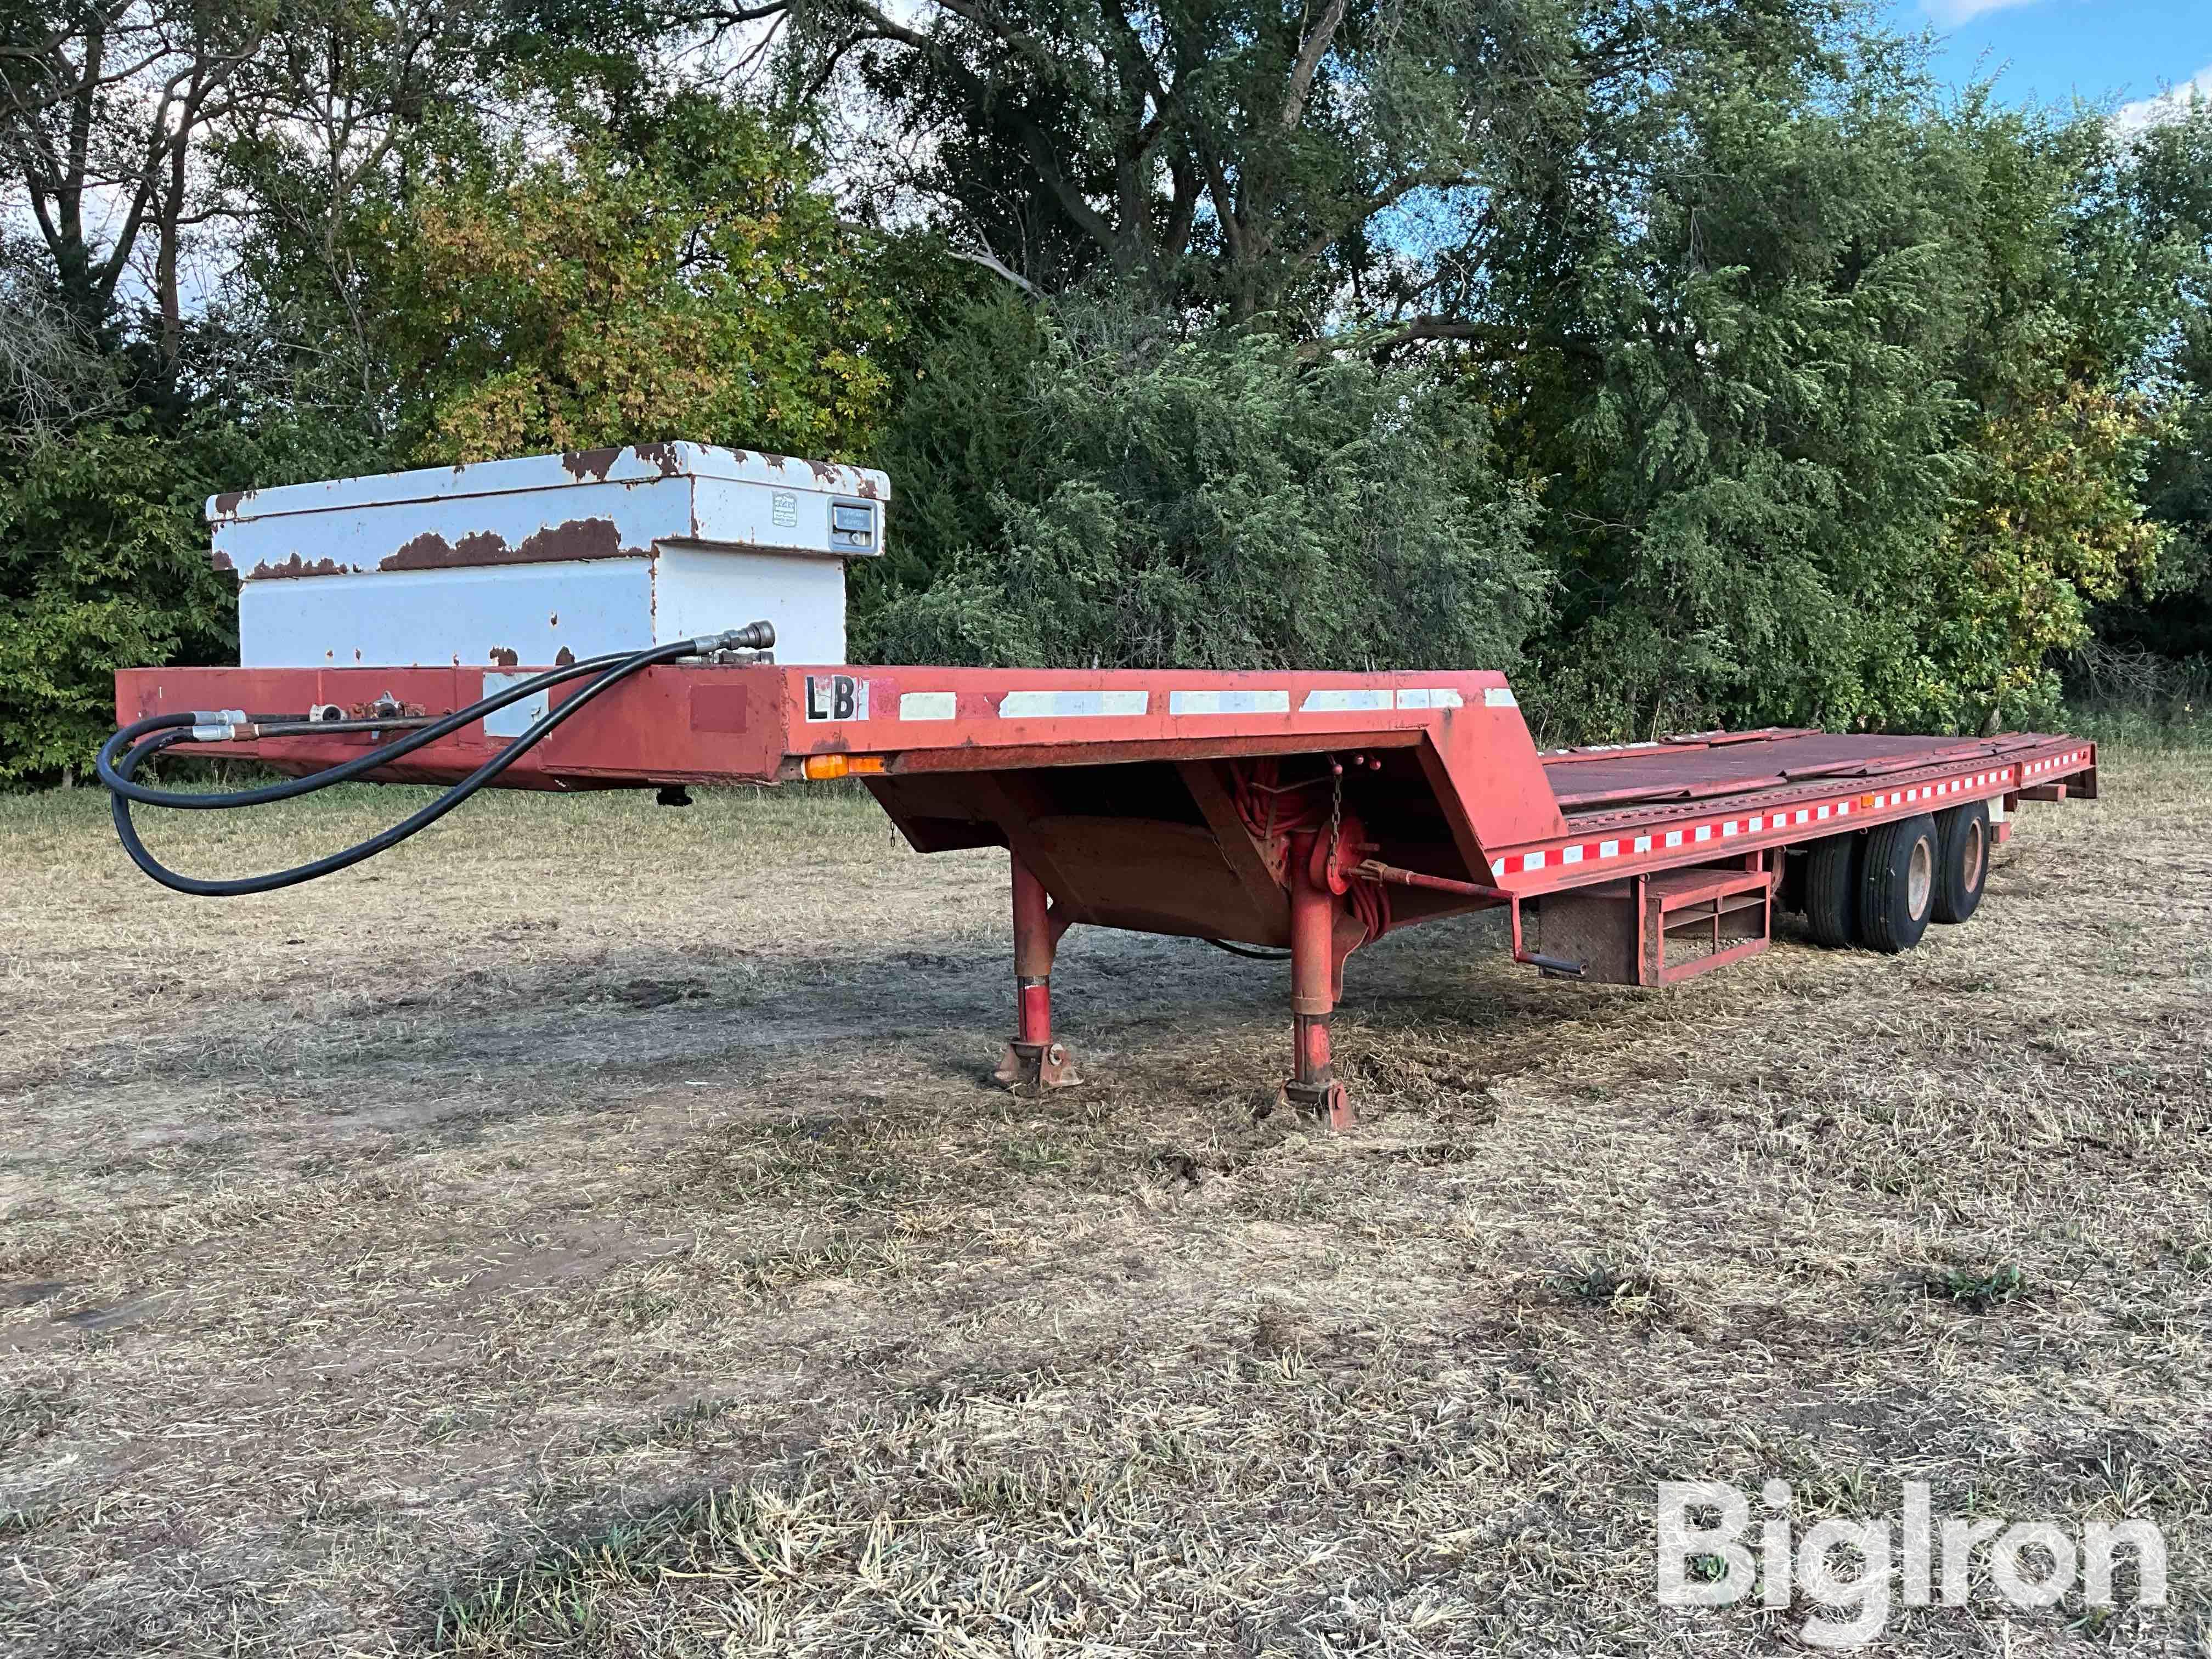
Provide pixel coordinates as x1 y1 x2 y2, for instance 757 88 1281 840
1537 862 1776 987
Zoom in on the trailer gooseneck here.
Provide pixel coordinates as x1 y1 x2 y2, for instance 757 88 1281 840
105 444 2098 1129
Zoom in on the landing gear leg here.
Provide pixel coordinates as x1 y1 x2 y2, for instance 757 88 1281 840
1282 832 1355 1131
994 853 1079 1093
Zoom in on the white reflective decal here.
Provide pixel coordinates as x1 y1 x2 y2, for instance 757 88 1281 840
1396 688 1466 709
1484 687 1518 708
1300 688 1393 712
1168 689 1291 715
997 690 1148 718
899 691 956 721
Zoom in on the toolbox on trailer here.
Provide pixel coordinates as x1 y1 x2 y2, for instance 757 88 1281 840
208 443 887 670
113 443 2100 1130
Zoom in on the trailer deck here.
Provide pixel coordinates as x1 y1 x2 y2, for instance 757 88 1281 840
115 660 2095 1128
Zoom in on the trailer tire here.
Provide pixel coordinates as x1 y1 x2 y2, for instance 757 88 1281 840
1803 834 1862 949
1859 814 1939 954
1932 802 1989 924
1777 848 1809 915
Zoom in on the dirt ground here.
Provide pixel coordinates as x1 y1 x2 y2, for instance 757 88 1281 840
2 751 2207 1656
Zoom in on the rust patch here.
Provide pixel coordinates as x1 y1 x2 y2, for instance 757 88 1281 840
211 490 247 520
247 554 352 579
488 647 520 668
561 447 623 482
555 647 575 668
518 517 626 563
631 442 685 477
763 453 789 471
856 475 881 499
377 518 631 571
385 531 456 569
805 459 840 485
549 613 559 627
211 550 235 572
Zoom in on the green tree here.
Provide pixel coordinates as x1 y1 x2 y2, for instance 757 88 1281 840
2107 105 2212 674
382 94 907 465
786 0 1622 328
0 1 476 783
1407 33 2175 738
865 303 1547 672
0 397 360 782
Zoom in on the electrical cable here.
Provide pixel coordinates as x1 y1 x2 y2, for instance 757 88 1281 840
100 629 764 897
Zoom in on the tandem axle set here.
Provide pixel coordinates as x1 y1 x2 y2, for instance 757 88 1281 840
107 445 2096 1128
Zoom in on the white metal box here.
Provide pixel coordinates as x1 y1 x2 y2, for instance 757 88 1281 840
207 442 889 668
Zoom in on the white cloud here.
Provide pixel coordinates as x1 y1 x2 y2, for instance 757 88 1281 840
1921 0 2042 25
2113 64 2212 137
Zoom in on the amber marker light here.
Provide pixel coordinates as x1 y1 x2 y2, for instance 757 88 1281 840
803 754 888 780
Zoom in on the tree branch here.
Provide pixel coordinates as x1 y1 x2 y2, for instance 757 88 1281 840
947 239 1040 296
838 0 1124 259
1280 0 1348 132
1359 315 1601 363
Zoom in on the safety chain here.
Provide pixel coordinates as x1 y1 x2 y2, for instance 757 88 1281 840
1327 760 1343 876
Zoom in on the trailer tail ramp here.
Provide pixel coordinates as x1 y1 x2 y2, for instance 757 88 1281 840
112 657 2096 1130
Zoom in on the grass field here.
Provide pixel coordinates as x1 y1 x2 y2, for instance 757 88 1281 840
2 751 2208 1656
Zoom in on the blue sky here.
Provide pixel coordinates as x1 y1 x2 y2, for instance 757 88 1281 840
1884 0 2212 125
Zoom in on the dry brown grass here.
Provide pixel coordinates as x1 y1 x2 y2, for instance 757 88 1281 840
2 755 2208 1656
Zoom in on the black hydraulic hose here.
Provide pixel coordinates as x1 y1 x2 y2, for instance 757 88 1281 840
1203 938 1293 962
96 646 644 809
103 633 747 897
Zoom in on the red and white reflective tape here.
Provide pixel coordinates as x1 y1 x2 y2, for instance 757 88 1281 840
1489 765 2040 879
2021 748 2090 778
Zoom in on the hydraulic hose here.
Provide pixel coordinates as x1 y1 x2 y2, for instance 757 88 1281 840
1203 938 1293 962
98 624 770 808
101 629 766 898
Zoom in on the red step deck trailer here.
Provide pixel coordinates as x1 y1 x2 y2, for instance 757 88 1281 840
112 658 2096 1129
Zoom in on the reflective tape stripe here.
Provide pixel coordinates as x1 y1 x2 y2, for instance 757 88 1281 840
1167 689 1290 715
1300 688 1393 713
899 692 956 720
997 690 1148 718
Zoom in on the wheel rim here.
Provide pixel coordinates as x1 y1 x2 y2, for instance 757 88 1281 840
1908 837 1933 918
1961 820 1985 891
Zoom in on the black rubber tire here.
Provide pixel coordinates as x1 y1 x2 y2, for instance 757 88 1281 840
1803 833 1863 949
1932 801 1989 925
1858 814 1939 955
1776 849 1808 916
